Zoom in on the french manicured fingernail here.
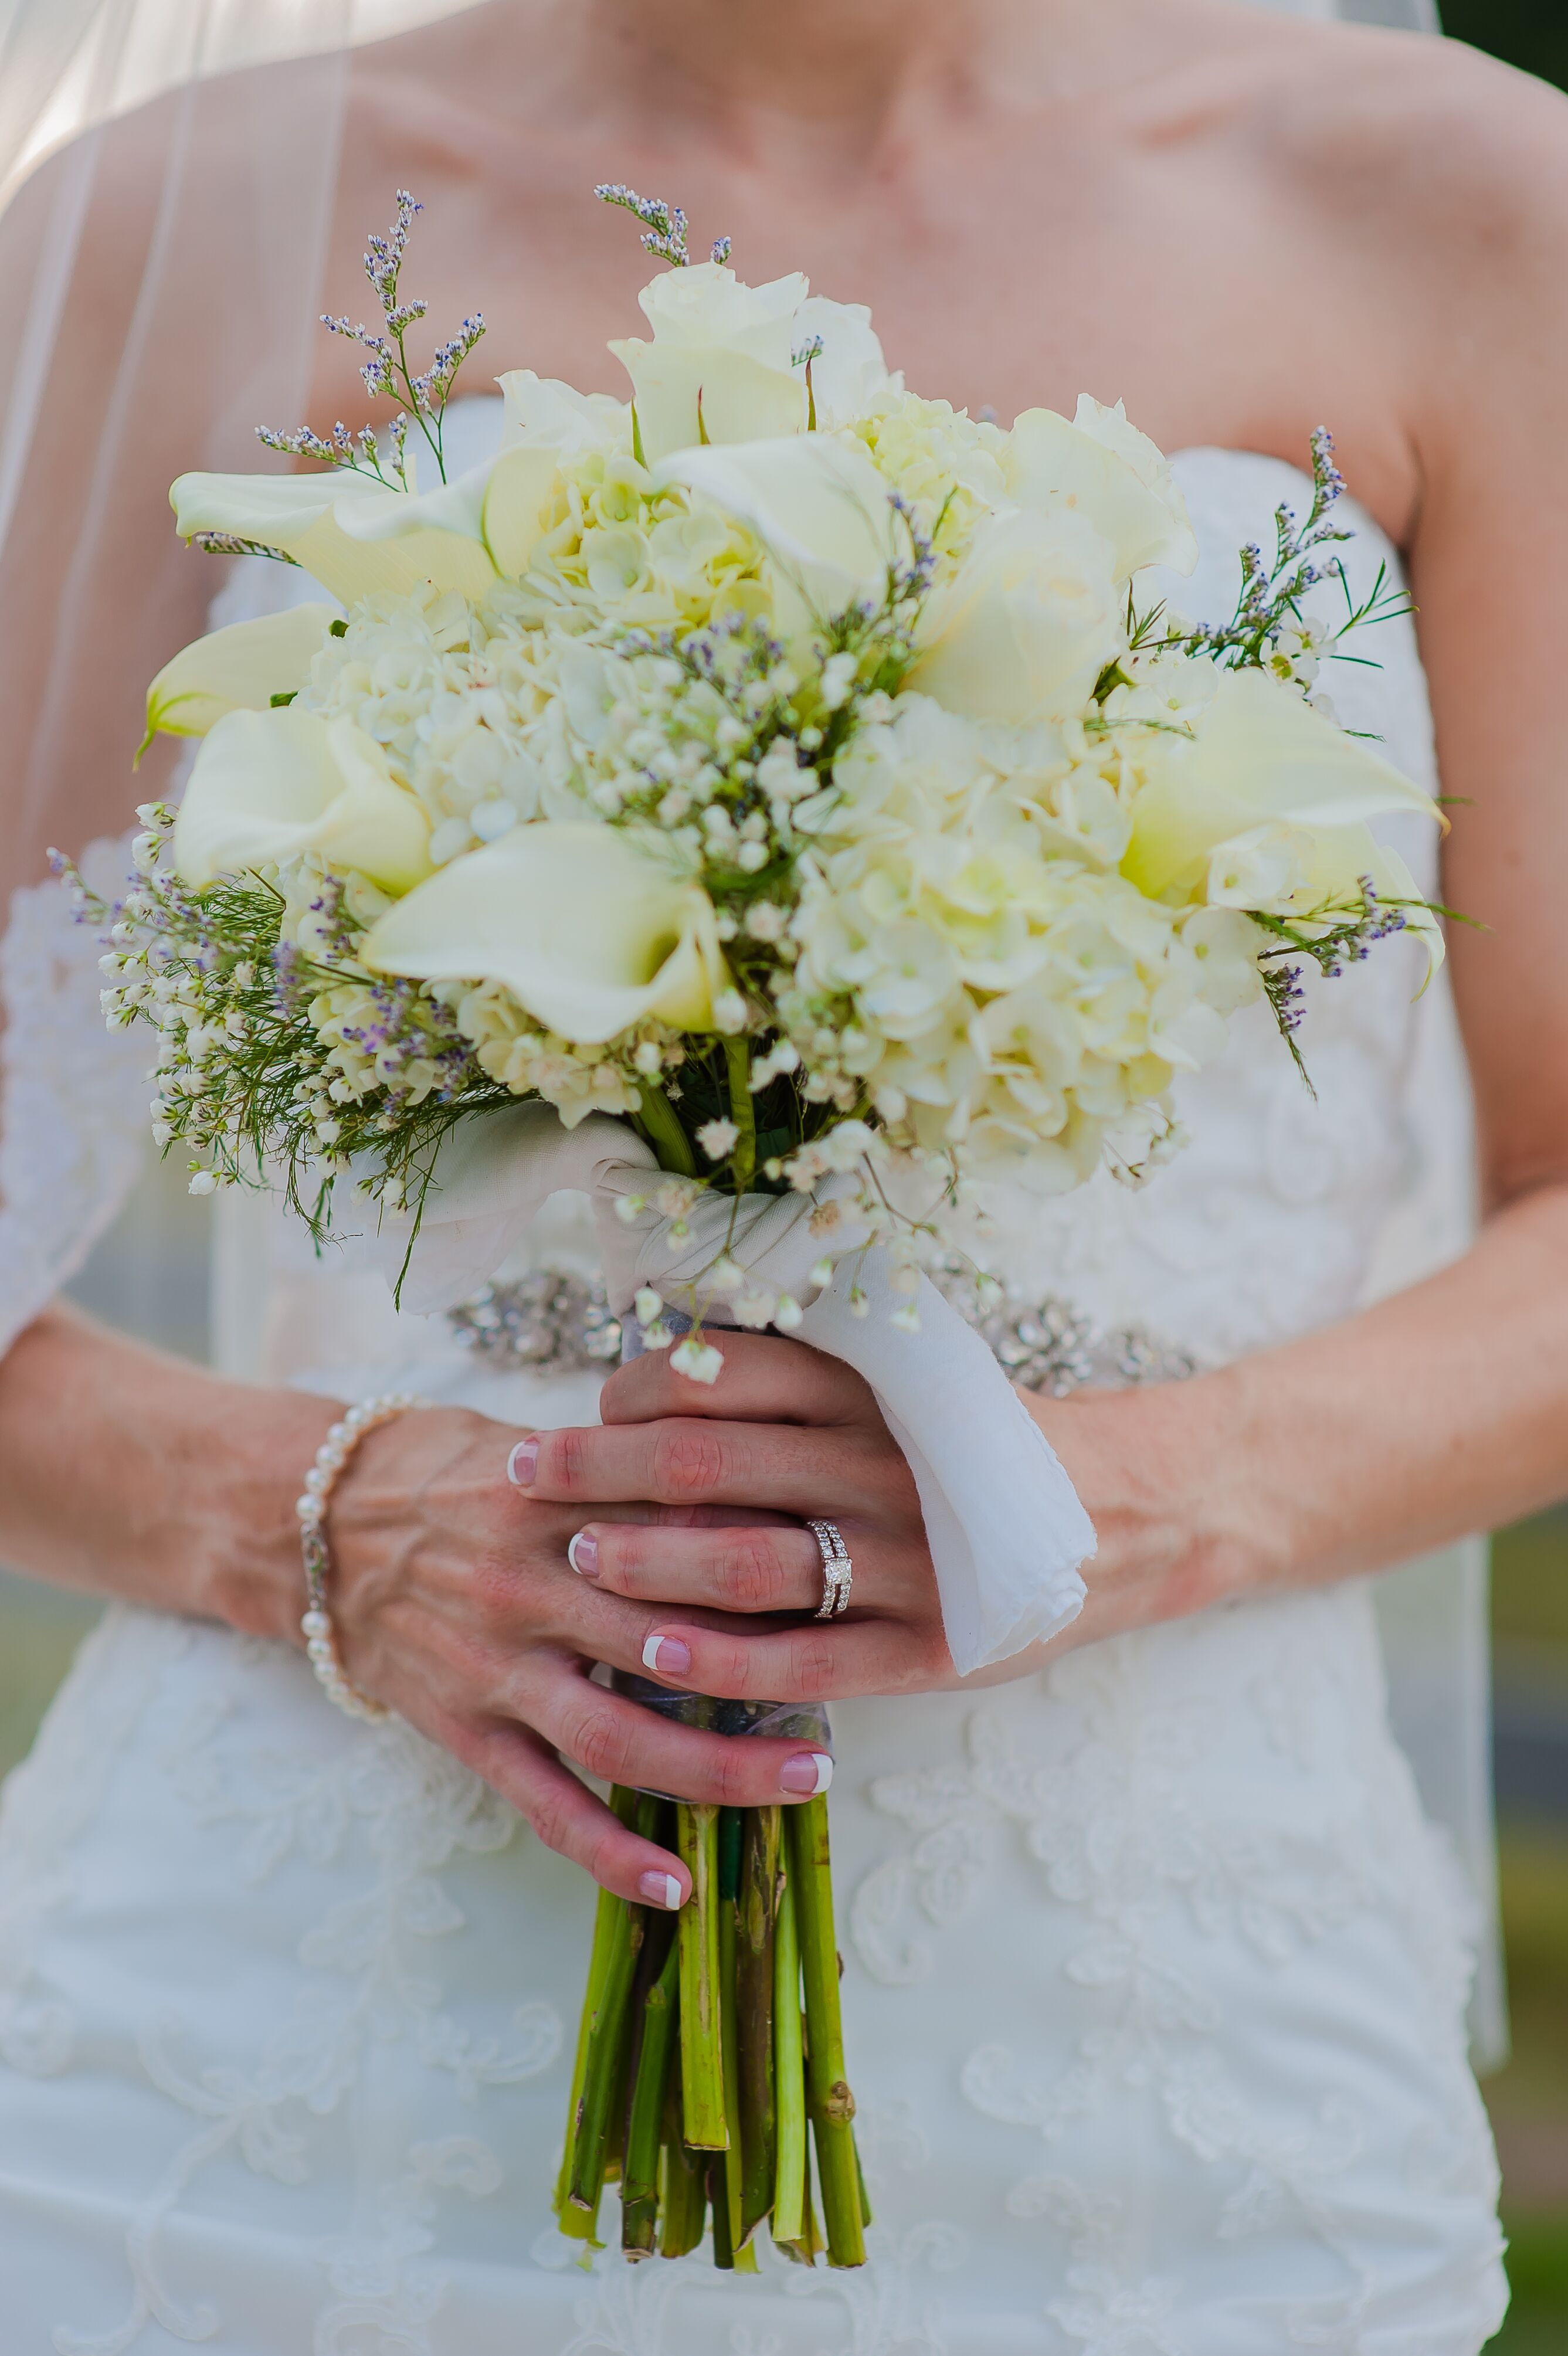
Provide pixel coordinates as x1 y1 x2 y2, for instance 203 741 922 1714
780 1751 834 1797
567 1530 599 1579
507 1437 539 1488
639 1870 684 1911
641 1632 691 1678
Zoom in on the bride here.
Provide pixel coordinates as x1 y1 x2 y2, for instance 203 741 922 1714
0 0 1557 2345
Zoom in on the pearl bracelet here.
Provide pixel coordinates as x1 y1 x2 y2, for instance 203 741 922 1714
297 1391 426 1723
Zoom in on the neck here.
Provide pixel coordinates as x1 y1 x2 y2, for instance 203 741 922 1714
481 0 1034 169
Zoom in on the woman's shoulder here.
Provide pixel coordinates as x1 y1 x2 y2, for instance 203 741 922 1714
1233 23 1568 284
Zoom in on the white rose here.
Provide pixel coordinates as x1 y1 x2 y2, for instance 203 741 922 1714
907 508 1124 727
1006 395 1197 582
790 296 896 426
174 708 433 894
362 820 731 1044
497 369 628 457
654 434 899 636
609 262 809 464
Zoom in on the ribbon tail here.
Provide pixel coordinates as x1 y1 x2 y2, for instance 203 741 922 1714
798 1259 1094 1676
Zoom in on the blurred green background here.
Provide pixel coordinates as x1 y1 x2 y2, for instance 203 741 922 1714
3 4 1567 2346
1430 22 1568 2351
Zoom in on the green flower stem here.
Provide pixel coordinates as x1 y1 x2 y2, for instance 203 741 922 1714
771 1862 809 2257
677 1803 728 2150
738 1806 780 2245
717 1872 754 2268
622 1934 679 2257
658 2066 708 2258
723 1037 758 1195
556 1786 637 2238
636 1081 697 1177
788 1795 866 2267
568 1880 646 2215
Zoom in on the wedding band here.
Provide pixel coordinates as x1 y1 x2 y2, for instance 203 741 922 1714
807 1519 852 1620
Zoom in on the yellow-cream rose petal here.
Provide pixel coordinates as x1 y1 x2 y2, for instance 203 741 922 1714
1009 400 1199 582
362 821 731 1045
654 434 897 632
174 708 432 894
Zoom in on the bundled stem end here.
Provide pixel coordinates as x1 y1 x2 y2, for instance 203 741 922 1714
556 1784 866 2268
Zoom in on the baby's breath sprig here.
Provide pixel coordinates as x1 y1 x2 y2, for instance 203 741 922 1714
57 809 508 1260
255 192 484 505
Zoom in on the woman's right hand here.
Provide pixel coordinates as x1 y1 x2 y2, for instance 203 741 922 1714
307 1400 834 1908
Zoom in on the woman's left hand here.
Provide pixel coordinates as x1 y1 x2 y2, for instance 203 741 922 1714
509 1330 956 1701
511 1329 1243 1702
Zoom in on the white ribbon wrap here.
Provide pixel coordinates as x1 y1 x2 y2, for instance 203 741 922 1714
372 1104 1094 1675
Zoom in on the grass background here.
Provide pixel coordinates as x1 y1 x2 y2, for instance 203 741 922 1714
2 1 1567 2340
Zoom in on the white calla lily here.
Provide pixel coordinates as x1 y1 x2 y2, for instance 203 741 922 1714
174 707 433 894
908 508 1124 726
1122 665 1440 905
1008 396 1198 581
171 468 498 605
334 444 561 584
362 821 731 1044
143 603 337 750
654 436 898 633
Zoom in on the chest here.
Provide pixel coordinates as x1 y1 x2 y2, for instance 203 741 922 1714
312 69 1420 546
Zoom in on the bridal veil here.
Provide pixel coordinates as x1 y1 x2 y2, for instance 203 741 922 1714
0 0 1501 2060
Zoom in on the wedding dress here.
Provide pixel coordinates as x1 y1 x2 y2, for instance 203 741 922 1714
0 412 1509 2355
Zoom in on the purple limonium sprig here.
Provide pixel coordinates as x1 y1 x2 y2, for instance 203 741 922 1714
254 192 484 501
595 183 732 271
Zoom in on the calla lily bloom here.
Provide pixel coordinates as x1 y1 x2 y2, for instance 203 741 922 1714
334 444 562 582
1122 667 1444 967
654 436 898 636
143 603 337 751
1123 666 1440 897
172 468 498 605
362 821 731 1044
174 707 433 894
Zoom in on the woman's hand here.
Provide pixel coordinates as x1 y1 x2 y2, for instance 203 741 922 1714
526 1332 1247 1703
517 1335 954 1701
294 1398 843 1907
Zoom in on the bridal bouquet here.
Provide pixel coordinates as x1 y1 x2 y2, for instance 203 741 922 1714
71 188 1441 2270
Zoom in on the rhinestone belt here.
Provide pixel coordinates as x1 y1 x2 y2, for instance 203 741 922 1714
448 1263 1194 1396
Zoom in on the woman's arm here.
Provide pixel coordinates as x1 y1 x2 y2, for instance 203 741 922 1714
0 1303 839 1896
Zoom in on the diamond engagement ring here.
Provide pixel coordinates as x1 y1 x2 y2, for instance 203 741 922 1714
807 1519 853 1620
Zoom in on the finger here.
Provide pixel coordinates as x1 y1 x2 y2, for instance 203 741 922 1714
435 1713 691 1908
569 1518 854 1616
631 1613 953 1706
511 1414 904 1520
601 1330 876 1431
522 1656 837 1808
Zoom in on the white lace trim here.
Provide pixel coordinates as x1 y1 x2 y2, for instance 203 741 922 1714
0 838 148 1357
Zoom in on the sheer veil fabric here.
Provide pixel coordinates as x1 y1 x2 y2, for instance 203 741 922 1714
0 0 1502 2072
